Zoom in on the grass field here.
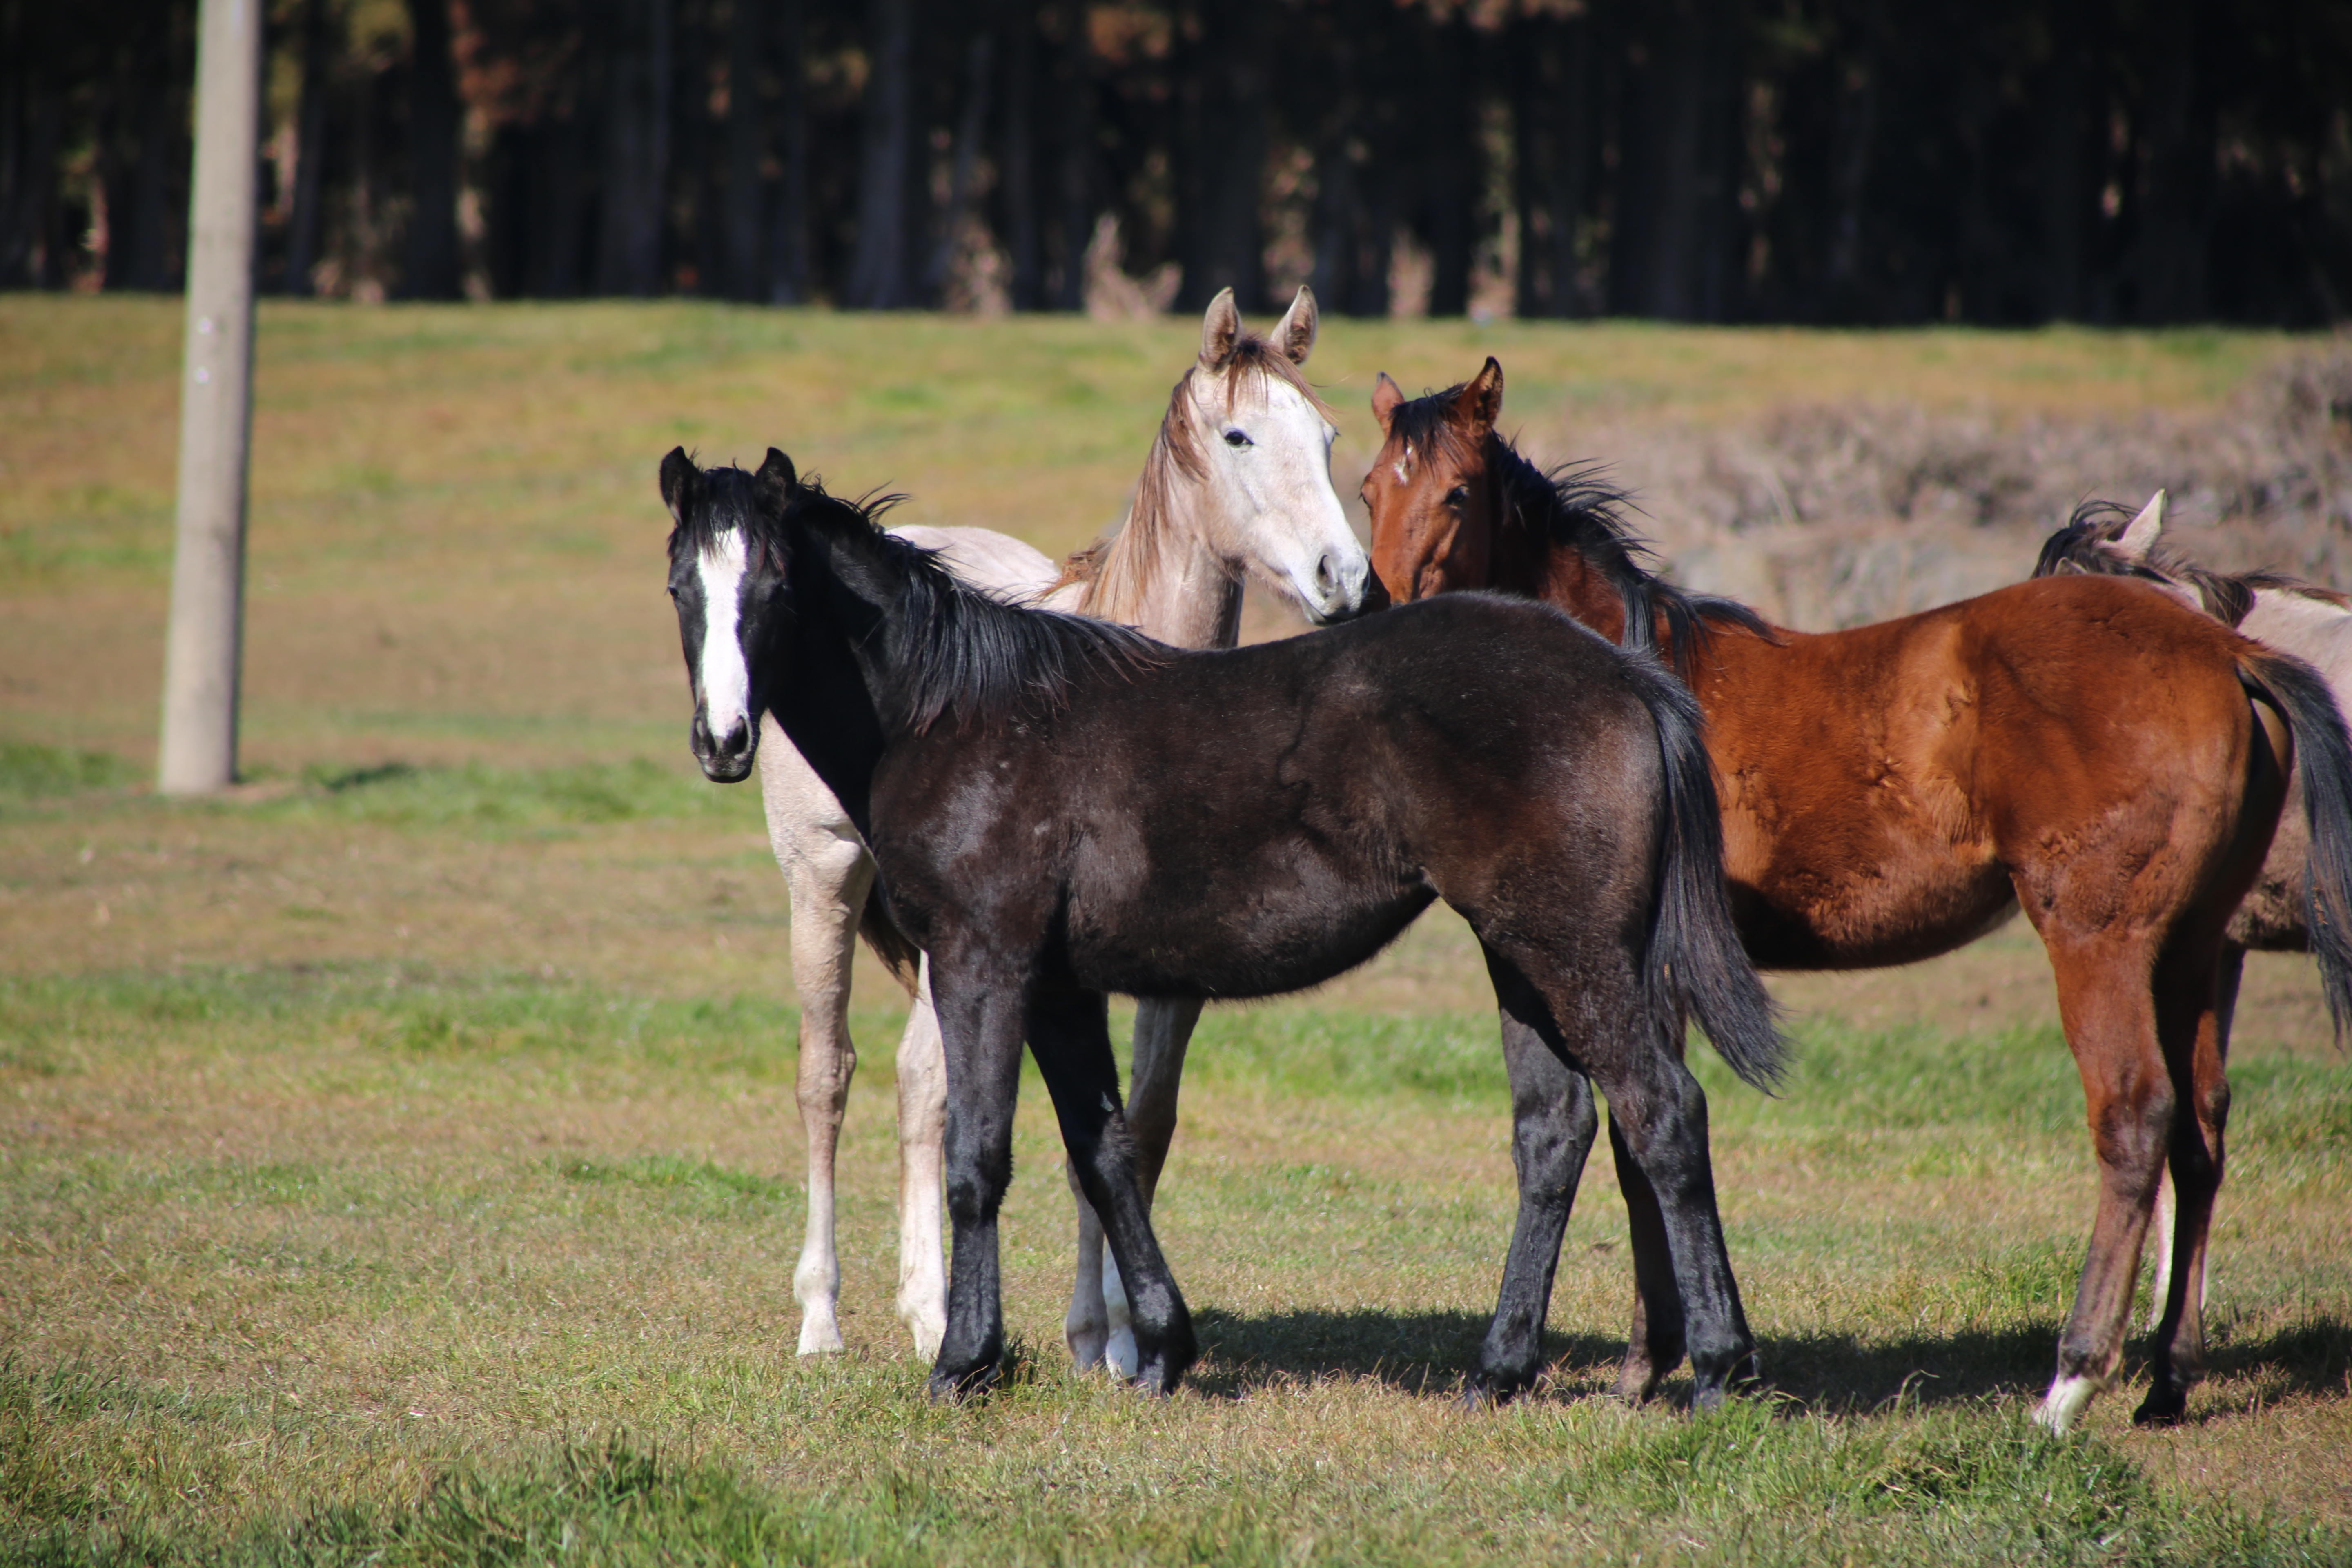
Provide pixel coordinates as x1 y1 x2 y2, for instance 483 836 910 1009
1 298 2347 1564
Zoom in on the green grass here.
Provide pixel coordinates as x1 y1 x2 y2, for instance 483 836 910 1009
0 965 2345 1564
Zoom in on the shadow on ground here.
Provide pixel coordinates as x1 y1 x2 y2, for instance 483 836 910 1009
1189 1305 2352 1413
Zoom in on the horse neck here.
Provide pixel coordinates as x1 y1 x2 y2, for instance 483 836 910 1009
1483 469 1630 644
1072 428 1245 650
763 526 907 835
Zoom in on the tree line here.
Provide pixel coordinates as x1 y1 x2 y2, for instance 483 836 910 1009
3 0 2348 324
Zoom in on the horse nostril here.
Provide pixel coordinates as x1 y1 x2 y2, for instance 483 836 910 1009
1315 553 1338 596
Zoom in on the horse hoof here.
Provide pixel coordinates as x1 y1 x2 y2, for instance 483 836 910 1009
925 1361 1002 1402
1463 1370 1532 1409
1065 1324 1109 1372
2132 1388 2189 1428
1129 1359 1185 1398
1105 1326 1141 1381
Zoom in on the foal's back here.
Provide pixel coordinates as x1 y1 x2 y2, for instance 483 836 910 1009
868 593 1667 1000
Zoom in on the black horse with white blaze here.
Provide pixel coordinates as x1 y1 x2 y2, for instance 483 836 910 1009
660 447 1785 1405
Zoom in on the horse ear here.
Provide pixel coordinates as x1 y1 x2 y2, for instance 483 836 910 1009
757 446 804 514
1454 357 1505 430
1199 287 1242 370
1371 372 1404 432
1272 285 1318 365
659 447 699 518
2116 490 2166 559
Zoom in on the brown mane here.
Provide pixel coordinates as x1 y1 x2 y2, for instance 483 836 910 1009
1049 333 1334 620
2034 501 2350 628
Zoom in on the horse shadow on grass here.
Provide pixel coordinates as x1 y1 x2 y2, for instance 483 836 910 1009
1188 1305 2352 1415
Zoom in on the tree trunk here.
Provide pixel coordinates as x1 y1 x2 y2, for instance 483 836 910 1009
768 0 809 301
927 27 995 303
1053 0 1090 311
2135 0 2211 321
1307 36 1359 314
1002 0 1040 309
1176 0 1270 313
403 0 462 298
1549 12 1593 317
596 0 672 296
847 0 915 307
725 0 764 299
282 0 332 296
1423 15 1473 318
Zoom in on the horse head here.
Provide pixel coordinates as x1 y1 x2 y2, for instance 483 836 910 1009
661 445 799 782
1360 357 1506 604
1163 285 1368 625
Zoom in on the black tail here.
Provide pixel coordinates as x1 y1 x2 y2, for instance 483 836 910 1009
1623 653 1788 1091
859 898 924 996
2239 648 2352 1038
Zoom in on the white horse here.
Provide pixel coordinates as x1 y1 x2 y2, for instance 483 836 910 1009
753 285 1368 1365
2034 489 2352 1324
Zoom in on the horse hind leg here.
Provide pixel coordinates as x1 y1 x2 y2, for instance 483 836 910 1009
2145 941 2241 1334
1610 1107 1690 1403
1031 985 1197 1394
1468 946 1600 1404
2029 939 2174 1435
1066 996 1202 1377
761 729 876 1358
2136 938 2233 1427
894 959 949 1361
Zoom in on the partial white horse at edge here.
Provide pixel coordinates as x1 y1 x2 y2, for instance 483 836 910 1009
2037 488 2352 1331
747 285 1368 1368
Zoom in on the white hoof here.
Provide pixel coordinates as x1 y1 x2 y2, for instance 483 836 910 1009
2032 1373 2100 1436
1105 1325 1140 1382
797 1312 846 1356
900 1301 946 1362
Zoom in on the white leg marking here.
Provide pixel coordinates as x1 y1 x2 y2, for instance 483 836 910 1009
1064 1168 1112 1370
895 959 949 1361
2147 1172 2176 1332
1102 1249 1138 1380
697 531 752 742
2033 1374 2103 1436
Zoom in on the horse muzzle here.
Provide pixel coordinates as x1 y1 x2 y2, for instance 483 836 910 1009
692 708 759 783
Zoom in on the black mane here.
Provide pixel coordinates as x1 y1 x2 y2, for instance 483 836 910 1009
2032 499 2339 628
1482 433 1774 674
673 460 1165 734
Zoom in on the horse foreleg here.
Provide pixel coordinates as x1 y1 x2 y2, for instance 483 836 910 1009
2136 942 2232 1427
1066 996 1201 1376
1032 985 1197 1395
927 959 1030 1398
894 958 949 1361
2031 943 2172 1436
763 731 874 1359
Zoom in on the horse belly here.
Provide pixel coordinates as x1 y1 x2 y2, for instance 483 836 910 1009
1733 819 2016 971
1065 852 1432 1000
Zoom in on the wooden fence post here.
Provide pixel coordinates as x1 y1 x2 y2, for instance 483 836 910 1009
158 0 262 795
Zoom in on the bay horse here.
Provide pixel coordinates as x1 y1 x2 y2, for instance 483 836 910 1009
662 446 1786 1406
1359 359 2352 1434
748 287 1366 1365
2035 491 2352 1322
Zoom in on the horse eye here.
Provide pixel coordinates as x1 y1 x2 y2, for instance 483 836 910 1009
1446 486 1469 507
1224 429 1252 448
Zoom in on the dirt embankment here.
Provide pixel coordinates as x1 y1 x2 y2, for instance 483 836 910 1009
1516 344 2352 629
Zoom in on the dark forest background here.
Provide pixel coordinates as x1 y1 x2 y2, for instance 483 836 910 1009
4 0 2350 323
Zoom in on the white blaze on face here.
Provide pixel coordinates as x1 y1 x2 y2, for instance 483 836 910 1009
697 529 752 744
